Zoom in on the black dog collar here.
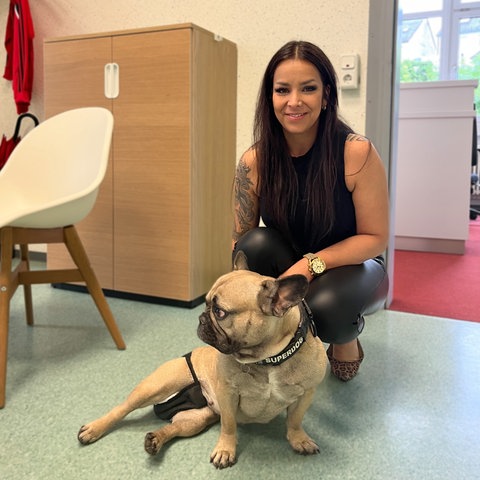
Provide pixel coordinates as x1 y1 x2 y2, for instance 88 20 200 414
255 300 316 366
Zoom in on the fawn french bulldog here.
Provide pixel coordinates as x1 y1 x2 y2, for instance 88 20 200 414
78 252 327 468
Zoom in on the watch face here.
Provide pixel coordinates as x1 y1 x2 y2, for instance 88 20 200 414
311 258 325 274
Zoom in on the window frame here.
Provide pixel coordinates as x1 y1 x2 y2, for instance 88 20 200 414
453 0 480 8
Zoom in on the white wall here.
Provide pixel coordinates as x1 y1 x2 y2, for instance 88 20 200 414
0 0 371 161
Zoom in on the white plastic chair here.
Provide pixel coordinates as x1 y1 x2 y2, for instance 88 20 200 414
0 107 126 408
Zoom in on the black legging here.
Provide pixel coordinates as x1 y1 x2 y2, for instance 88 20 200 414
233 227 389 344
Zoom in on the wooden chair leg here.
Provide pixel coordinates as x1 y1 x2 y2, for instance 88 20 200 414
63 226 126 350
0 228 14 408
19 244 34 326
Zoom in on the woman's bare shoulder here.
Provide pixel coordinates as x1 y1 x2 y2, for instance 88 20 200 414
239 147 257 169
344 133 380 177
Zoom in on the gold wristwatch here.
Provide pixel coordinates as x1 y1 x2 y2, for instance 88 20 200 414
303 253 326 277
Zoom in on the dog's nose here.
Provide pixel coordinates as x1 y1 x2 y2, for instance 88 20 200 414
199 312 208 325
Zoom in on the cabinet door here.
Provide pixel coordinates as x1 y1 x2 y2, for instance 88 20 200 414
112 29 192 299
44 37 114 289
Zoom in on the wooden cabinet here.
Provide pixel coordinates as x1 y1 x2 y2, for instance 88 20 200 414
44 24 237 306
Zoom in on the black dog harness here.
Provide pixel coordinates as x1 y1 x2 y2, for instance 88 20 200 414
153 352 208 421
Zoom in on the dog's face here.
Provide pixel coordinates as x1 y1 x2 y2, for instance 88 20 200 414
197 252 309 362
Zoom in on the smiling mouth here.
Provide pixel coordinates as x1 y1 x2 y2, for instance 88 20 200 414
286 113 306 118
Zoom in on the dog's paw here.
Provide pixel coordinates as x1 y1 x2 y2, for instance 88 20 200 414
287 430 320 455
210 449 237 469
210 436 237 468
77 415 116 445
291 438 320 455
144 432 163 455
77 424 101 445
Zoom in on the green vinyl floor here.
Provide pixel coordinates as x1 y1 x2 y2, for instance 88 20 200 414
1 264 479 480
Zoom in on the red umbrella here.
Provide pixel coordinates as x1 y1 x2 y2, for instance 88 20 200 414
0 112 38 170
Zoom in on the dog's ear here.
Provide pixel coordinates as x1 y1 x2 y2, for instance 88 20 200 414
258 275 309 317
233 250 249 271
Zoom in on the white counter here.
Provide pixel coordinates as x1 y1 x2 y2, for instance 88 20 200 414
394 80 478 254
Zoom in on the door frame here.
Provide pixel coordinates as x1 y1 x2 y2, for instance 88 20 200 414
365 0 400 306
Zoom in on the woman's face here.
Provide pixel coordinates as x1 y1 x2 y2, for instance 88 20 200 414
272 59 326 140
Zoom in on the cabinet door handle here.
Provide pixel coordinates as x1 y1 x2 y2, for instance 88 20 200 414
104 63 119 99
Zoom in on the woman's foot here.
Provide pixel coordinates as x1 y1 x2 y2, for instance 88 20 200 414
326 339 364 381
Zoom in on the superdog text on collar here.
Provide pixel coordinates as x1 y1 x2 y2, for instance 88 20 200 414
255 301 316 366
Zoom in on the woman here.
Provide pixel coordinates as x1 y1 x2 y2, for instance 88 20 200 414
232 41 389 381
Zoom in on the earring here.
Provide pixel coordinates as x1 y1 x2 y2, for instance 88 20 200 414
322 104 327 110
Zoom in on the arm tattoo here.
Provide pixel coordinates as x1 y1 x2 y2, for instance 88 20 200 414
345 133 372 176
347 133 367 142
233 159 257 242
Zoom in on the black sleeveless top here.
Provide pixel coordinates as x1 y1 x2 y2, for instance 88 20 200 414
260 129 356 255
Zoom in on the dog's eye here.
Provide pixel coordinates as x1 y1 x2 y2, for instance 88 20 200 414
212 306 227 320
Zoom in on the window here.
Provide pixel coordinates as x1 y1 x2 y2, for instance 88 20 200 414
399 0 480 112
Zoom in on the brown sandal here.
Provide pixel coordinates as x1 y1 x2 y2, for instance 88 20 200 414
326 340 364 382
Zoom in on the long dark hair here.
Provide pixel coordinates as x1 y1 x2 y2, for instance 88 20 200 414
254 40 351 245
